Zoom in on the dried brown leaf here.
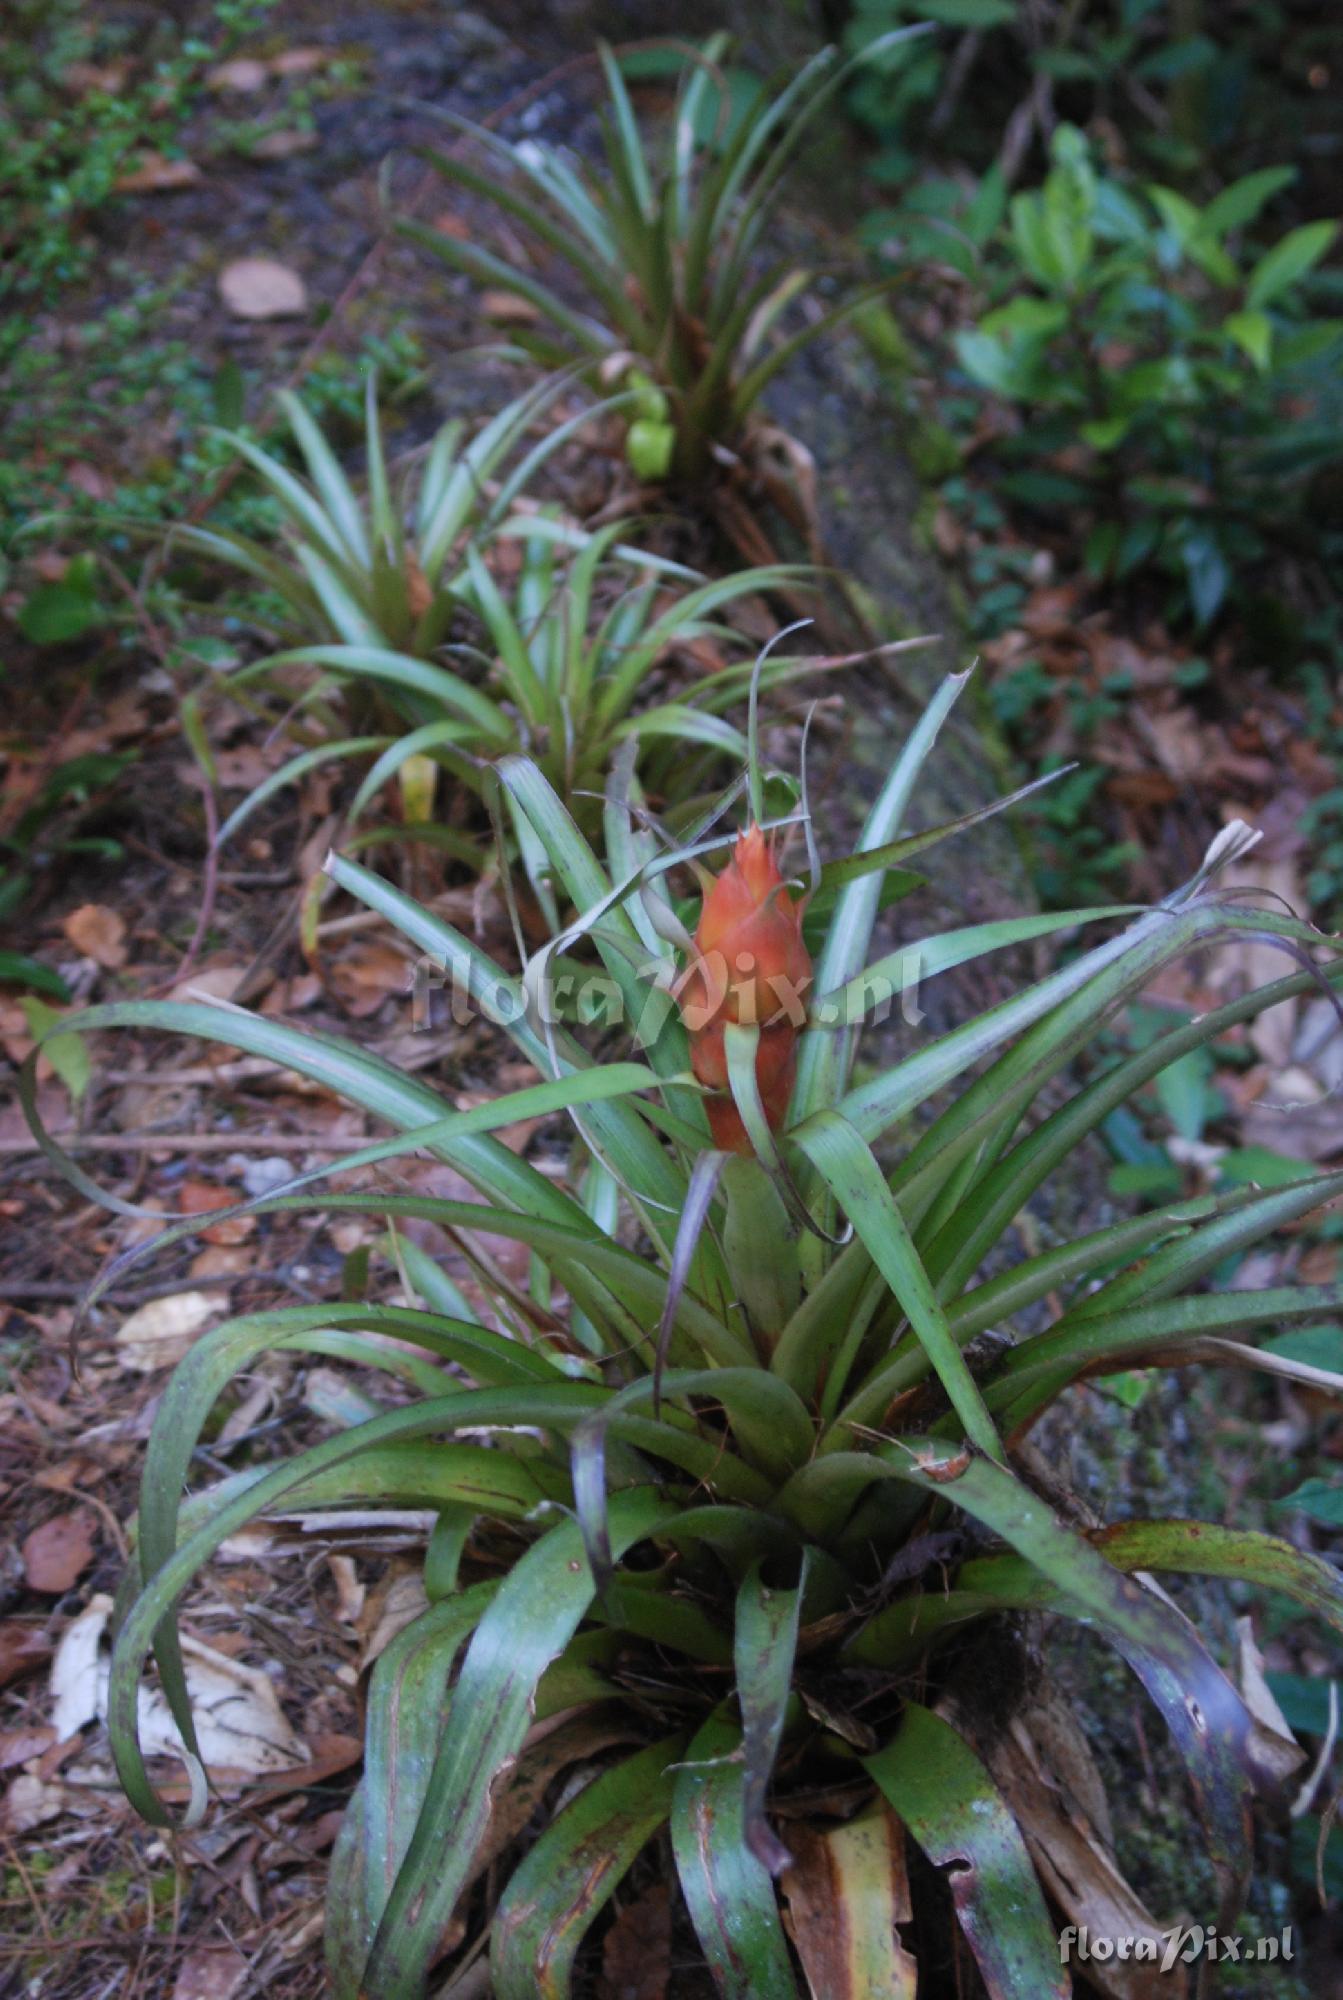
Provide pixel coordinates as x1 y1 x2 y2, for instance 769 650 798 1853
115 151 202 192
1 1771 66 1833
328 941 412 1017
598 1878 672 2000
171 1943 251 2000
0 1724 56 1772
62 902 127 968
782 1804 916 2000
209 57 270 91
250 129 318 159
178 1179 255 1245
270 46 329 76
481 289 541 324
22 1509 98 1593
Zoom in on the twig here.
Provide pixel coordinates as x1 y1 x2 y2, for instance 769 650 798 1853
929 31 982 134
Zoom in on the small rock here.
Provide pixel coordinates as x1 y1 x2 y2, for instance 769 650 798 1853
237 1155 298 1198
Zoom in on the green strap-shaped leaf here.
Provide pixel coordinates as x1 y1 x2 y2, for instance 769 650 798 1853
416 376 570 574
592 568 807 727
170 1186 747 1372
985 1283 1343 1427
598 1572 731 1664
802 1444 1275 1912
572 1361 806 1590
360 1490 677 1999
810 765 1068 903
415 140 636 336
21 999 585 1230
824 903 1138 1023
793 1112 1001 1459
326 1585 497 1998
616 701 750 754
791 669 970 1128
276 389 371 568
135 1299 562 1582
399 217 614 362
1060 1166 1343 1326
865 1703 1068 2000
214 735 390 848
237 641 511 742
163 520 325 621
672 1708 801 2000
663 1504 802 1579
922 957 1343 1306
942 1190 1238 1345
211 425 363 577
597 42 655 219
850 1224 1343 1433
852 1518 1343 1668
735 1558 806 1876
843 896 1334 1149
490 1733 686 2000
1091 1518 1343 1629
349 719 476 822
497 752 685 1070
110 1383 616 1824
325 850 698 1233
96 1061 665 1295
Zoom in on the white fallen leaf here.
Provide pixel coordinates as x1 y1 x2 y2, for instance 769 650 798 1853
1238 1615 1295 1738
218 256 307 320
1238 1615 1305 1789
269 46 328 77
50 1593 113 1742
115 1290 218 1371
327 1554 366 1625
50 1594 304 1775
141 1636 304 1774
217 1522 276 1562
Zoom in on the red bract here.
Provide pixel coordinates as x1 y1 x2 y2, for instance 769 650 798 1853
679 824 812 1154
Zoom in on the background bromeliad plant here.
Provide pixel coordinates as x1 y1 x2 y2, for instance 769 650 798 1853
31 675 1343 1998
402 31 926 486
164 370 813 869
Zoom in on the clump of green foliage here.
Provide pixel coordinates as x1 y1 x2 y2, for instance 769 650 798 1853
37 678 1343 1999
954 125 1340 628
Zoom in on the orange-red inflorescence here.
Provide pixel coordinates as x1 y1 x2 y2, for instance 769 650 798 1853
679 824 812 1154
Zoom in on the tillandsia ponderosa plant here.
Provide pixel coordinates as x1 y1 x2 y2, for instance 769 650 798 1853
402 30 929 486
159 367 817 860
30 672 1343 1998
